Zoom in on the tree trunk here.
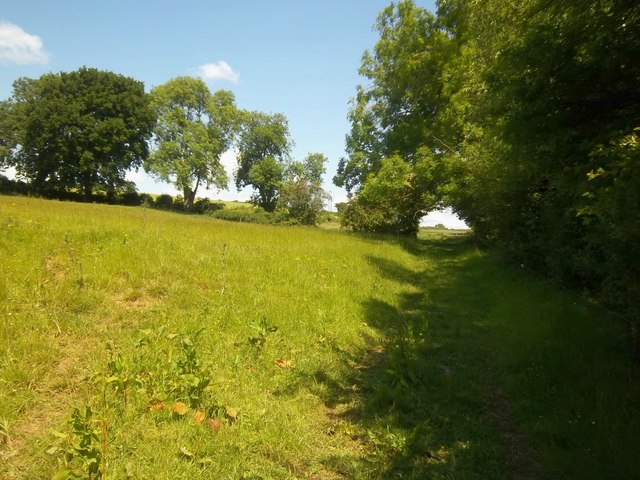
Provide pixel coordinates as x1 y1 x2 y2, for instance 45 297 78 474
83 179 93 202
183 175 201 211
183 187 196 211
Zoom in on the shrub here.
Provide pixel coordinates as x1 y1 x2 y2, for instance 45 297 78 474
193 198 224 214
155 194 174 210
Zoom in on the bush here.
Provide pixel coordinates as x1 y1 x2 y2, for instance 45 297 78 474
209 206 293 225
0 175 30 195
339 198 418 236
193 198 224 214
138 193 155 208
155 194 174 210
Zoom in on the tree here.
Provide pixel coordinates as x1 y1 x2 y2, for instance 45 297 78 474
235 112 292 211
280 153 330 225
146 77 239 210
334 0 454 197
339 150 445 235
247 156 284 213
5 67 155 198
436 0 640 331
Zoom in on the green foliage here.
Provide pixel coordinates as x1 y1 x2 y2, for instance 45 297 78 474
334 0 454 197
0 100 15 167
340 155 418 235
247 317 278 353
235 112 292 211
5 67 155 198
437 0 640 318
209 204 291 225
280 153 330 225
247 156 284 212
154 193 175 210
48 407 104 480
146 77 239 210
192 197 224 215
338 0 640 319
339 151 447 235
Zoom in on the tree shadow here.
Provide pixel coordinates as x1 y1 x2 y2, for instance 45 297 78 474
287 236 515 478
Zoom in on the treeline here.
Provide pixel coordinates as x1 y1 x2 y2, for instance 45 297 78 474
0 174 152 205
335 1 639 321
0 69 329 225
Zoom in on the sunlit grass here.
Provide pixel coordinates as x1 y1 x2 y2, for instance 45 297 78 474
0 195 637 479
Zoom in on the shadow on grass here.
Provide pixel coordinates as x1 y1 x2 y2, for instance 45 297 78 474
295 236 514 479
298 234 640 480
272 230 640 478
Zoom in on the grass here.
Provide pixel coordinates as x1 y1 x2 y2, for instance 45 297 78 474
0 195 638 479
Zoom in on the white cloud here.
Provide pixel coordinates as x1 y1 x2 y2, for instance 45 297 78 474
0 21 48 65
197 61 239 83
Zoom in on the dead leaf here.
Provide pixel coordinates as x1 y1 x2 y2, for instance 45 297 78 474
149 399 166 412
172 402 189 416
274 358 293 369
194 410 206 424
207 417 222 433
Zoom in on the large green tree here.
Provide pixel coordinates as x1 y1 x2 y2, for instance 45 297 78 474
5 67 155 197
146 77 239 210
235 111 292 211
334 0 454 196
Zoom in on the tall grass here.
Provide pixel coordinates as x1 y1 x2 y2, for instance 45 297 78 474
0 195 637 479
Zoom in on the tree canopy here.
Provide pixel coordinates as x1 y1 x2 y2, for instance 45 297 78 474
3 67 155 198
146 77 240 210
235 111 292 211
280 153 330 225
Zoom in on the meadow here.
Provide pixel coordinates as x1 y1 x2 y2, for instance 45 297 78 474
0 195 638 479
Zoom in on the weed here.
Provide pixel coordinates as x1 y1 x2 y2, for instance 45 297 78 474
174 330 212 408
247 316 278 352
103 344 135 405
48 407 105 480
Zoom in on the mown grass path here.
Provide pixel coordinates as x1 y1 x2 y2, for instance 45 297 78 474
0 196 638 479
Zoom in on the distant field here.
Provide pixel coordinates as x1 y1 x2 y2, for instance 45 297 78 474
0 195 637 479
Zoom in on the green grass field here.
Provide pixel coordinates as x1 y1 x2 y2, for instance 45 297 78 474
0 195 638 479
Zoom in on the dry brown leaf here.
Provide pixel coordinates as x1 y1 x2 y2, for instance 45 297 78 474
148 399 166 412
274 358 293 369
172 402 189 416
207 417 222 433
194 410 206 424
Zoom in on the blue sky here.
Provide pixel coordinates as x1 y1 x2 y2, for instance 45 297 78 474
0 0 467 227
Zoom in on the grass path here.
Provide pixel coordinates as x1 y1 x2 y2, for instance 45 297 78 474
0 196 638 479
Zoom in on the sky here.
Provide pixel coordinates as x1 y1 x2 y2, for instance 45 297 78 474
0 0 467 228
